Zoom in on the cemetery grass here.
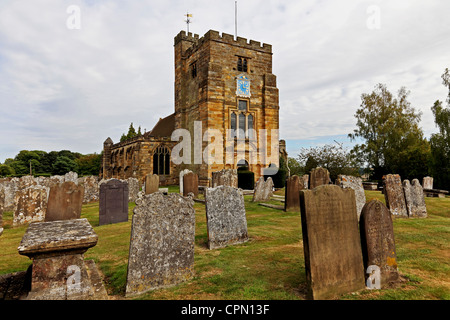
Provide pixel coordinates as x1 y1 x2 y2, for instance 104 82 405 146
0 190 448 300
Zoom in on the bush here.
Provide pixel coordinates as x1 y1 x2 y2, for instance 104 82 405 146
238 167 255 190
267 168 287 188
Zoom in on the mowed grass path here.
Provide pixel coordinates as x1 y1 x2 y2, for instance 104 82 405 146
0 187 449 300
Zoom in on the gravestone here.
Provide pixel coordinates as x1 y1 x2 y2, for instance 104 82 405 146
205 186 248 249
179 169 192 195
299 185 365 300
337 175 366 221
404 179 427 218
211 169 238 188
309 167 330 189
183 172 198 197
422 176 433 190
127 177 140 202
45 181 84 222
13 185 48 226
252 177 273 202
99 179 129 225
285 175 302 212
18 218 99 300
383 174 408 217
80 176 99 204
145 174 159 195
359 200 399 286
301 174 309 189
126 192 195 297
0 186 3 236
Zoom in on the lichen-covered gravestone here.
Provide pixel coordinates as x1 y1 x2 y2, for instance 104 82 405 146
299 185 365 300
0 186 4 236
205 185 248 249
422 176 433 190
383 174 408 217
337 175 366 221
359 200 399 287
403 179 427 218
45 181 84 222
211 169 238 188
13 185 48 226
252 177 273 202
99 179 129 225
125 192 195 297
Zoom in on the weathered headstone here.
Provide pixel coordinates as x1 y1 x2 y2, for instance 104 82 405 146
337 175 366 221
64 171 79 185
301 174 309 189
125 192 195 297
422 176 433 190
183 172 199 197
45 181 84 222
13 185 48 226
284 175 302 212
144 174 159 195
252 177 274 202
404 179 427 218
309 167 330 189
0 186 4 236
80 176 99 204
179 169 192 195
127 177 140 202
299 185 365 300
383 174 408 217
205 186 248 249
359 200 399 287
211 169 238 188
18 218 99 300
99 179 129 225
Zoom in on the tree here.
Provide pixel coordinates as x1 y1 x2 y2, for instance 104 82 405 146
287 157 304 177
52 156 78 175
0 164 15 176
297 143 360 182
429 69 450 190
349 83 430 181
75 153 102 176
120 122 141 142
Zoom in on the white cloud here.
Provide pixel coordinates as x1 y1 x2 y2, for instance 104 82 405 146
0 0 449 161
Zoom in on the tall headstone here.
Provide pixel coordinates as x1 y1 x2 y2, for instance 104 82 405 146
99 179 129 225
337 175 366 221
359 200 399 286
205 186 248 249
127 177 140 202
80 176 99 204
126 192 195 297
404 179 427 218
18 218 99 300
45 181 84 222
252 177 274 202
211 169 238 188
301 174 309 189
179 169 192 195
0 186 4 236
309 167 330 189
383 174 408 217
299 185 365 300
183 172 198 197
422 176 433 190
144 174 159 195
13 185 48 226
285 175 302 212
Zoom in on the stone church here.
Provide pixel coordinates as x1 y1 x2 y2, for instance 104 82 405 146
101 29 285 186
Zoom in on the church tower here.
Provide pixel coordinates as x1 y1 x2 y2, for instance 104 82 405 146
173 30 280 185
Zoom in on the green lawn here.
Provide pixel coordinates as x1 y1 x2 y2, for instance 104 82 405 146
0 188 449 300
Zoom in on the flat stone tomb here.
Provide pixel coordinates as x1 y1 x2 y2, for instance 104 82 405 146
125 192 195 297
18 218 99 300
205 186 249 249
300 185 365 300
359 200 399 287
99 179 129 225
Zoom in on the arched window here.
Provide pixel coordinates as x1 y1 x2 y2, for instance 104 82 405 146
247 114 254 139
238 113 246 138
153 145 170 175
231 112 237 131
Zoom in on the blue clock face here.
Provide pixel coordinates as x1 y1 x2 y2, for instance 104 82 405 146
237 75 250 97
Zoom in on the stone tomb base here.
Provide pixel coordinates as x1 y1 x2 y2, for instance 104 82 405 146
17 218 108 300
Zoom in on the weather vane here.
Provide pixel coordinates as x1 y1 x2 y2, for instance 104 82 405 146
184 12 192 33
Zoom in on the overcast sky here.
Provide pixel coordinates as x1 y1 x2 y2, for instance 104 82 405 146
0 0 449 163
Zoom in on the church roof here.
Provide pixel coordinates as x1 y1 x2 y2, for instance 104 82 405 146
145 113 175 138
